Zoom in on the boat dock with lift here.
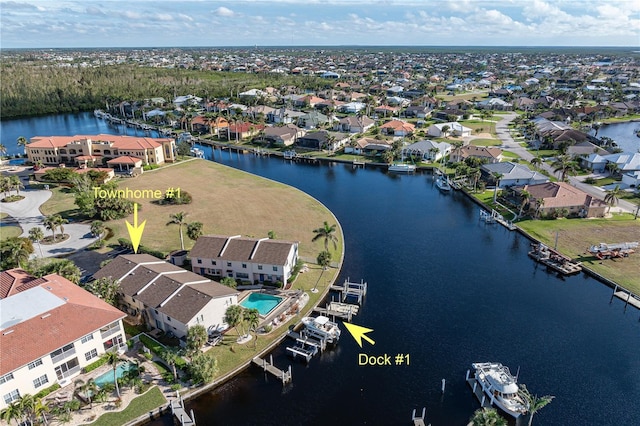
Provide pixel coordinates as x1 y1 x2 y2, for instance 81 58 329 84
479 209 516 230
170 391 196 426
330 278 368 304
252 355 292 385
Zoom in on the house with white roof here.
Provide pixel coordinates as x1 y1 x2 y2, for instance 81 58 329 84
0 270 126 409
401 140 451 162
481 162 549 188
427 122 472 138
622 171 640 188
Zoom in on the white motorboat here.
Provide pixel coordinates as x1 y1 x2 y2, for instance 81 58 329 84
388 163 416 173
301 315 341 343
471 362 529 418
435 176 452 192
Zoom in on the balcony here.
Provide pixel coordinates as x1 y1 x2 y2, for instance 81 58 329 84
100 326 121 340
50 348 76 364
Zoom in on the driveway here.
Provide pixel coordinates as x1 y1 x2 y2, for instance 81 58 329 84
0 188 96 257
494 114 637 214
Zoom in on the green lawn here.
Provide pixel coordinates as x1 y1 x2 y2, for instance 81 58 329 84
87 386 166 426
0 224 23 240
39 186 80 218
471 138 502 146
501 151 521 159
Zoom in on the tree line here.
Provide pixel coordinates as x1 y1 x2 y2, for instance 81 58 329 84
0 62 330 119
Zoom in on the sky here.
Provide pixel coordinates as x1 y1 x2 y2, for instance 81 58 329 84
1 0 639 48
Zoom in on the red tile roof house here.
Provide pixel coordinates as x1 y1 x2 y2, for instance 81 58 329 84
379 120 415 137
92 254 238 339
190 235 299 289
26 134 176 167
0 270 126 410
517 182 607 218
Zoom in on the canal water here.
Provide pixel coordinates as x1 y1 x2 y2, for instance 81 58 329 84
2 114 640 425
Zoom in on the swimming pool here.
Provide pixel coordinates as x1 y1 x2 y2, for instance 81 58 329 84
240 293 283 316
94 362 135 388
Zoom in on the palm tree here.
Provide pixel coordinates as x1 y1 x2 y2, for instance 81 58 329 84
32 397 49 426
90 220 105 240
312 221 338 252
604 184 621 214
74 378 98 409
9 175 23 195
161 348 180 382
518 190 531 218
551 155 578 182
224 305 244 337
44 214 60 242
0 400 23 426
166 211 188 250
312 250 332 293
518 384 554 426
101 351 124 398
0 143 7 158
17 136 29 152
535 198 546 219
441 125 451 139
492 172 503 202
530 156 542 170
467 407 507 426
28 226 45 257
605 161 619 177
186 221 204 242
18 394 35 426
244 308 260 349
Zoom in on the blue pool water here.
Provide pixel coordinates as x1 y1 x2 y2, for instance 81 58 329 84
94 362 134 388
240 293 282 316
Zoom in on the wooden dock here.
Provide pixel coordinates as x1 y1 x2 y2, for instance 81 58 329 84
170 391 195 426
330 278 368 304
287 329 328 352
252 355 292 384
611 285 640 313
411 407 427 426
528 243 582 275
313 301 360 321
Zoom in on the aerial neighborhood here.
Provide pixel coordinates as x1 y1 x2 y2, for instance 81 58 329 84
1 46 639 425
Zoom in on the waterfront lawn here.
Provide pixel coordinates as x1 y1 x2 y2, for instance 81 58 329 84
518 216 640 292
88 386 166 426
106 159 342 259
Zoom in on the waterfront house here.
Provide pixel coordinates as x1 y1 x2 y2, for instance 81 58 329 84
427 122 472 138
481 162 549 188
190 235 299 288
0 270 126 410
261 125 305 147
26 134 176 167
268 108 305 124
401 140 451 162
297 111 329 129
334 116 375 133
450 145 503 164
346 137 393 155
516 182 607 218
403 106 432 118
380 120 415 136
92 254 238 339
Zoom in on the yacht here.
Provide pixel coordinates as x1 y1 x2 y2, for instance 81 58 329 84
301 315 341 343
388 163 416 173
435 175 452 192
470 362 529 418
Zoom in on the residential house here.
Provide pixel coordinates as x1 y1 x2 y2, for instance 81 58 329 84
401 140 451 162
346 137 393 155
481 162 549 188
261 125 305 147
293 95 325 108
581 153 609 172
268 108 305 124
173 95 202 108
477 98 513 111
190 235 299 288
296 131 329 150
374 105 399 117
92 254 238 338
338 102 366 113
450 145 503 164
297 111 329 129
427 122 472 138
380 120 415 137
621 171 640 188
432 109 466 121
566 141 608 159
403 106 432 118
27 135 176 167
603 152 640 173
225 123 266 141
334 116 375 133
0 270 126 409
516 182 607 218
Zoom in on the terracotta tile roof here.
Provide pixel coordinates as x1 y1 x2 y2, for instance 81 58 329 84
29 134 171 150
106 155 143 165
380 120 415 132
524 182 602 209
0 269 45 299
0 273 125 375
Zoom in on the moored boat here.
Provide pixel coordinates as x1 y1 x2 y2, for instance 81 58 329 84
470 362 529 418
301 315 341 343
388 163 416 173
435 175 452 192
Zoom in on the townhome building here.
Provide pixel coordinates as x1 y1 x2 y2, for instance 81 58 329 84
190 235 299 289
92 254 238 339
26 134 176 167
0 270 126 410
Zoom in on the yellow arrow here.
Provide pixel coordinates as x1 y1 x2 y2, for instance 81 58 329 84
343 322 375 348
125 203 146 253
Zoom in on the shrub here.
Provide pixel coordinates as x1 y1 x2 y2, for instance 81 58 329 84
34 383 60 399
170 383 181 391
83 357 107 373
144 352 153 361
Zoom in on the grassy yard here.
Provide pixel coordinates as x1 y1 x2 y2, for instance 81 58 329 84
88 386 166 426
103 159 341 259
518 216 640 292
471 138 502 146
39 185 79 218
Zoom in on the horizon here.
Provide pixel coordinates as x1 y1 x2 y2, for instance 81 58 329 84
1 0 638 49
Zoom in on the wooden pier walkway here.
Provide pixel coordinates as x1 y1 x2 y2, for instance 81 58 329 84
170 391 195 426
313 301 360 321
252 355 292 384
611 286 640 316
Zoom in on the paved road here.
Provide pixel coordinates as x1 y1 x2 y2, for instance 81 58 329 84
0 187 96 257
494 113 637 215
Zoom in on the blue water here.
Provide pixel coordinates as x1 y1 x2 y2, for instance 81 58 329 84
94 362 134 388
3 113 640 425
592 121 640 153
240 293 283 316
